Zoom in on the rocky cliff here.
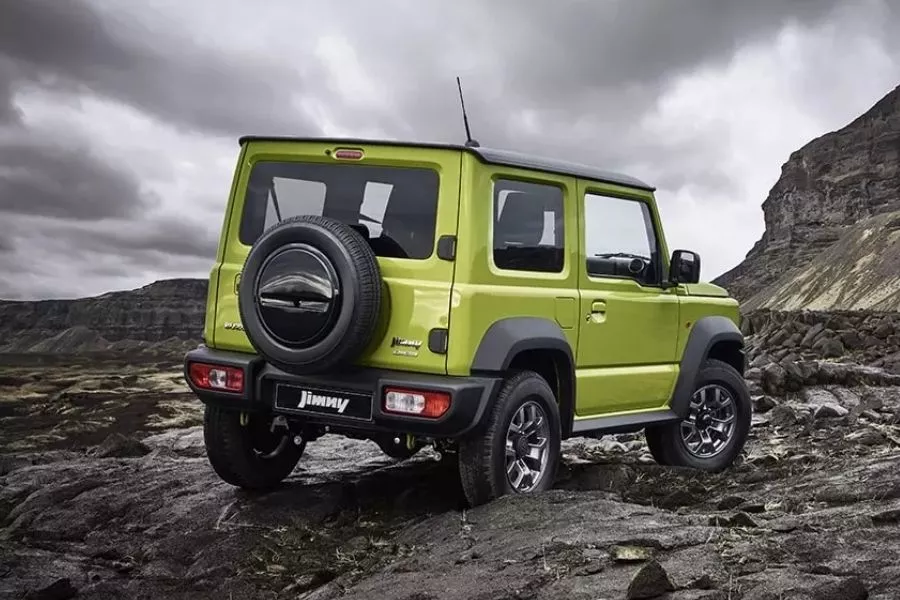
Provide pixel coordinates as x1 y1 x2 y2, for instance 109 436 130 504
714 84 900 310
0 278 207 354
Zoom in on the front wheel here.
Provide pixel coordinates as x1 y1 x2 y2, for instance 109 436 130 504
203 406 305 490
458 371 561 507
645 359 751 472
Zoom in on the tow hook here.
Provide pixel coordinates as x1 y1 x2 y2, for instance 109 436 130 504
239 412 249 426
406 433 416 450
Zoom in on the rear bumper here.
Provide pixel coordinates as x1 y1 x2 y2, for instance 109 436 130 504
183 345 501 438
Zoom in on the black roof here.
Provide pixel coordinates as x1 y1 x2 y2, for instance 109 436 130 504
237 136 655 192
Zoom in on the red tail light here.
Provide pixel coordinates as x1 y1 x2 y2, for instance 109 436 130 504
189 362 244 393
383 387 451 418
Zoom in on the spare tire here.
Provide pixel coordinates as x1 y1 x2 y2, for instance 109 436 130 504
238 215 382 375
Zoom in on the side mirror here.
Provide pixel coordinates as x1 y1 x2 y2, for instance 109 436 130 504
669 249 701 284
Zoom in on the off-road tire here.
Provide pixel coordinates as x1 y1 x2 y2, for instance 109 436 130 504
458 371 561 507
645 358 751 472
238 215 383 375
203 405 305 490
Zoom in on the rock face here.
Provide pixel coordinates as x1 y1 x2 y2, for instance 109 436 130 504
6 365 900 599
0 278 207 355
743 309 900 373
5 317 900 597
714 84 900 310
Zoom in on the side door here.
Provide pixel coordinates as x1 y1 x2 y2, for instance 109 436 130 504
574 181 680 417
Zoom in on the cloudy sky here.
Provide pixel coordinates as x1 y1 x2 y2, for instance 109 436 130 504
0 0 898 300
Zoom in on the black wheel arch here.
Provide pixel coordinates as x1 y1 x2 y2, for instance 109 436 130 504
670 315 745 418
471 317 576 438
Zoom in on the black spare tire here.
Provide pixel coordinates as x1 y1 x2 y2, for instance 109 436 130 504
238 215 382 375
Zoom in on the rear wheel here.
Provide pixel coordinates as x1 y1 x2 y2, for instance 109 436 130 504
203 405 305 490
458 371 561 507
645 359 751 472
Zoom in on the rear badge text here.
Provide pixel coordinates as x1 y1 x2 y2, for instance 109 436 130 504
298 390 350 414
391 336 422 357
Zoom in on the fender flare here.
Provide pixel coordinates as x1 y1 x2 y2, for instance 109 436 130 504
471 317 576 436
670 315 744 418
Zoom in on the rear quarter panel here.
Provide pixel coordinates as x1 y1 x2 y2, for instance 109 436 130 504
447 155 580 376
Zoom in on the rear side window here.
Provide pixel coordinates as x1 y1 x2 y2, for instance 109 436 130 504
239 161 440 260
492 179 565 273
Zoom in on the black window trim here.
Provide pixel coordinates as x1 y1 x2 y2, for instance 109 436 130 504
581 188 666 289
490 174 568 276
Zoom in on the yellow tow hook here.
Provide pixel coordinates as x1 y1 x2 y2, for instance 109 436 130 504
406 433 416 451
239 412 249 426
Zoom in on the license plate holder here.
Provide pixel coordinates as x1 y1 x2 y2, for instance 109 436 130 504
273 383 373 421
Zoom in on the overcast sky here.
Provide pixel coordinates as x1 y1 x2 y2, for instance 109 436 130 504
1 0 898 300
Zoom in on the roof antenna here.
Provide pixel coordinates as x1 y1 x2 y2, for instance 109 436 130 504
456 76 480 148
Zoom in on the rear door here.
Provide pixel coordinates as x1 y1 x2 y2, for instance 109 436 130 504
213 139 461 375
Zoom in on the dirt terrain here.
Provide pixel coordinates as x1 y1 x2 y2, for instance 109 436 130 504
3 351 900 599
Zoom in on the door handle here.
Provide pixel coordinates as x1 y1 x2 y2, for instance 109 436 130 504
586 300 607 323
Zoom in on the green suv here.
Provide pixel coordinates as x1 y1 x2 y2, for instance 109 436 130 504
184 136 751 506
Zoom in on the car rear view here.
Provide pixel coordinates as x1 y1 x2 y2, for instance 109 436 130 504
211 138 461 373
184 137 491 492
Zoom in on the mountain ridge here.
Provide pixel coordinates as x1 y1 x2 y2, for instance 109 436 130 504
713 84 900 309
0 278 207 355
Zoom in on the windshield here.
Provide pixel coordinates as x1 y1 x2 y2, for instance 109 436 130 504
238 161 440 260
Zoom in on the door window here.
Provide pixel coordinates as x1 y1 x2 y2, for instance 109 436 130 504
583 193 660 286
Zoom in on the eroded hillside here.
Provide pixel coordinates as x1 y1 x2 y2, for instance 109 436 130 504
714 84 900 310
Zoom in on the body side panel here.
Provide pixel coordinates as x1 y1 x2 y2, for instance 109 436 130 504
447 156 580 376
204 143 248 347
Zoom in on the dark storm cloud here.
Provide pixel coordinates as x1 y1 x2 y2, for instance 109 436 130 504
0 212 218 299
68 216 219 262
20 214 219 264
0 135 150 219
480 0 848 95
0 59 22 125
321 0 852 193
0 0 895 299
0 0 322 137
0 0 286 286
326 0 847 139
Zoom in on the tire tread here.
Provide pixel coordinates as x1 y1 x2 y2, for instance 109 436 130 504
203 405 303 490
645 358 750 472
458 371 561 506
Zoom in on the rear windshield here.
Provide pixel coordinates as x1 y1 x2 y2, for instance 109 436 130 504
238 161 440 260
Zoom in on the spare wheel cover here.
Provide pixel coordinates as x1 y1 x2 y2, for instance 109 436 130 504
237 215 382 374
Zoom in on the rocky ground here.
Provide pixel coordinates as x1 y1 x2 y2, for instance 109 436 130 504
3 341 900 599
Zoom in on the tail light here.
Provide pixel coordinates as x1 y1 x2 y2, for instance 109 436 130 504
383 387 450 418
189 362 244 393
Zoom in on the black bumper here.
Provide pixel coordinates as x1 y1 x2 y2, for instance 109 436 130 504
183 345 501 438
